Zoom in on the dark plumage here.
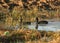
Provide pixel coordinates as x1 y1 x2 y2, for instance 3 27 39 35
23 22 31 25
38 21 48 24
36 17 38 23
36 17 38 29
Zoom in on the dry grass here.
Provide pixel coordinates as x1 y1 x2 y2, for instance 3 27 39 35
0 29 60 43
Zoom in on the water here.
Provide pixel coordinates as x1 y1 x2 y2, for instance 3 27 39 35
4 21 60 32
27 21 60 31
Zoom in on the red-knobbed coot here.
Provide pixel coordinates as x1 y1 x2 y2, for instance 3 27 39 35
23 22 31 25
38 21 48 24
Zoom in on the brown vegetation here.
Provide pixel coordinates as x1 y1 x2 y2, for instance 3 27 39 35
0 0 60 11
0 0 60 30
0 29 60 43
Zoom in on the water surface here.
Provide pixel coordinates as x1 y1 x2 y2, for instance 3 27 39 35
27 21 60 31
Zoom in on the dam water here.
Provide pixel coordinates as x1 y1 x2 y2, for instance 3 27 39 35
26 21 60 31
4 20 60 32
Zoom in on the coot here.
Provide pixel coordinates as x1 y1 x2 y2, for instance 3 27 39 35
23 22 31 25
38 21 48 24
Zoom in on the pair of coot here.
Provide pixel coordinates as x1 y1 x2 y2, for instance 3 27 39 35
23 21 48 25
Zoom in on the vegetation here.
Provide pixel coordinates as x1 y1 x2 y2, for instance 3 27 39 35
0 0 60 43
0 7 60 28
0 29 60 43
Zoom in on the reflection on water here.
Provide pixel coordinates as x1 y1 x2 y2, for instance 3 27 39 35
27 21 60 31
